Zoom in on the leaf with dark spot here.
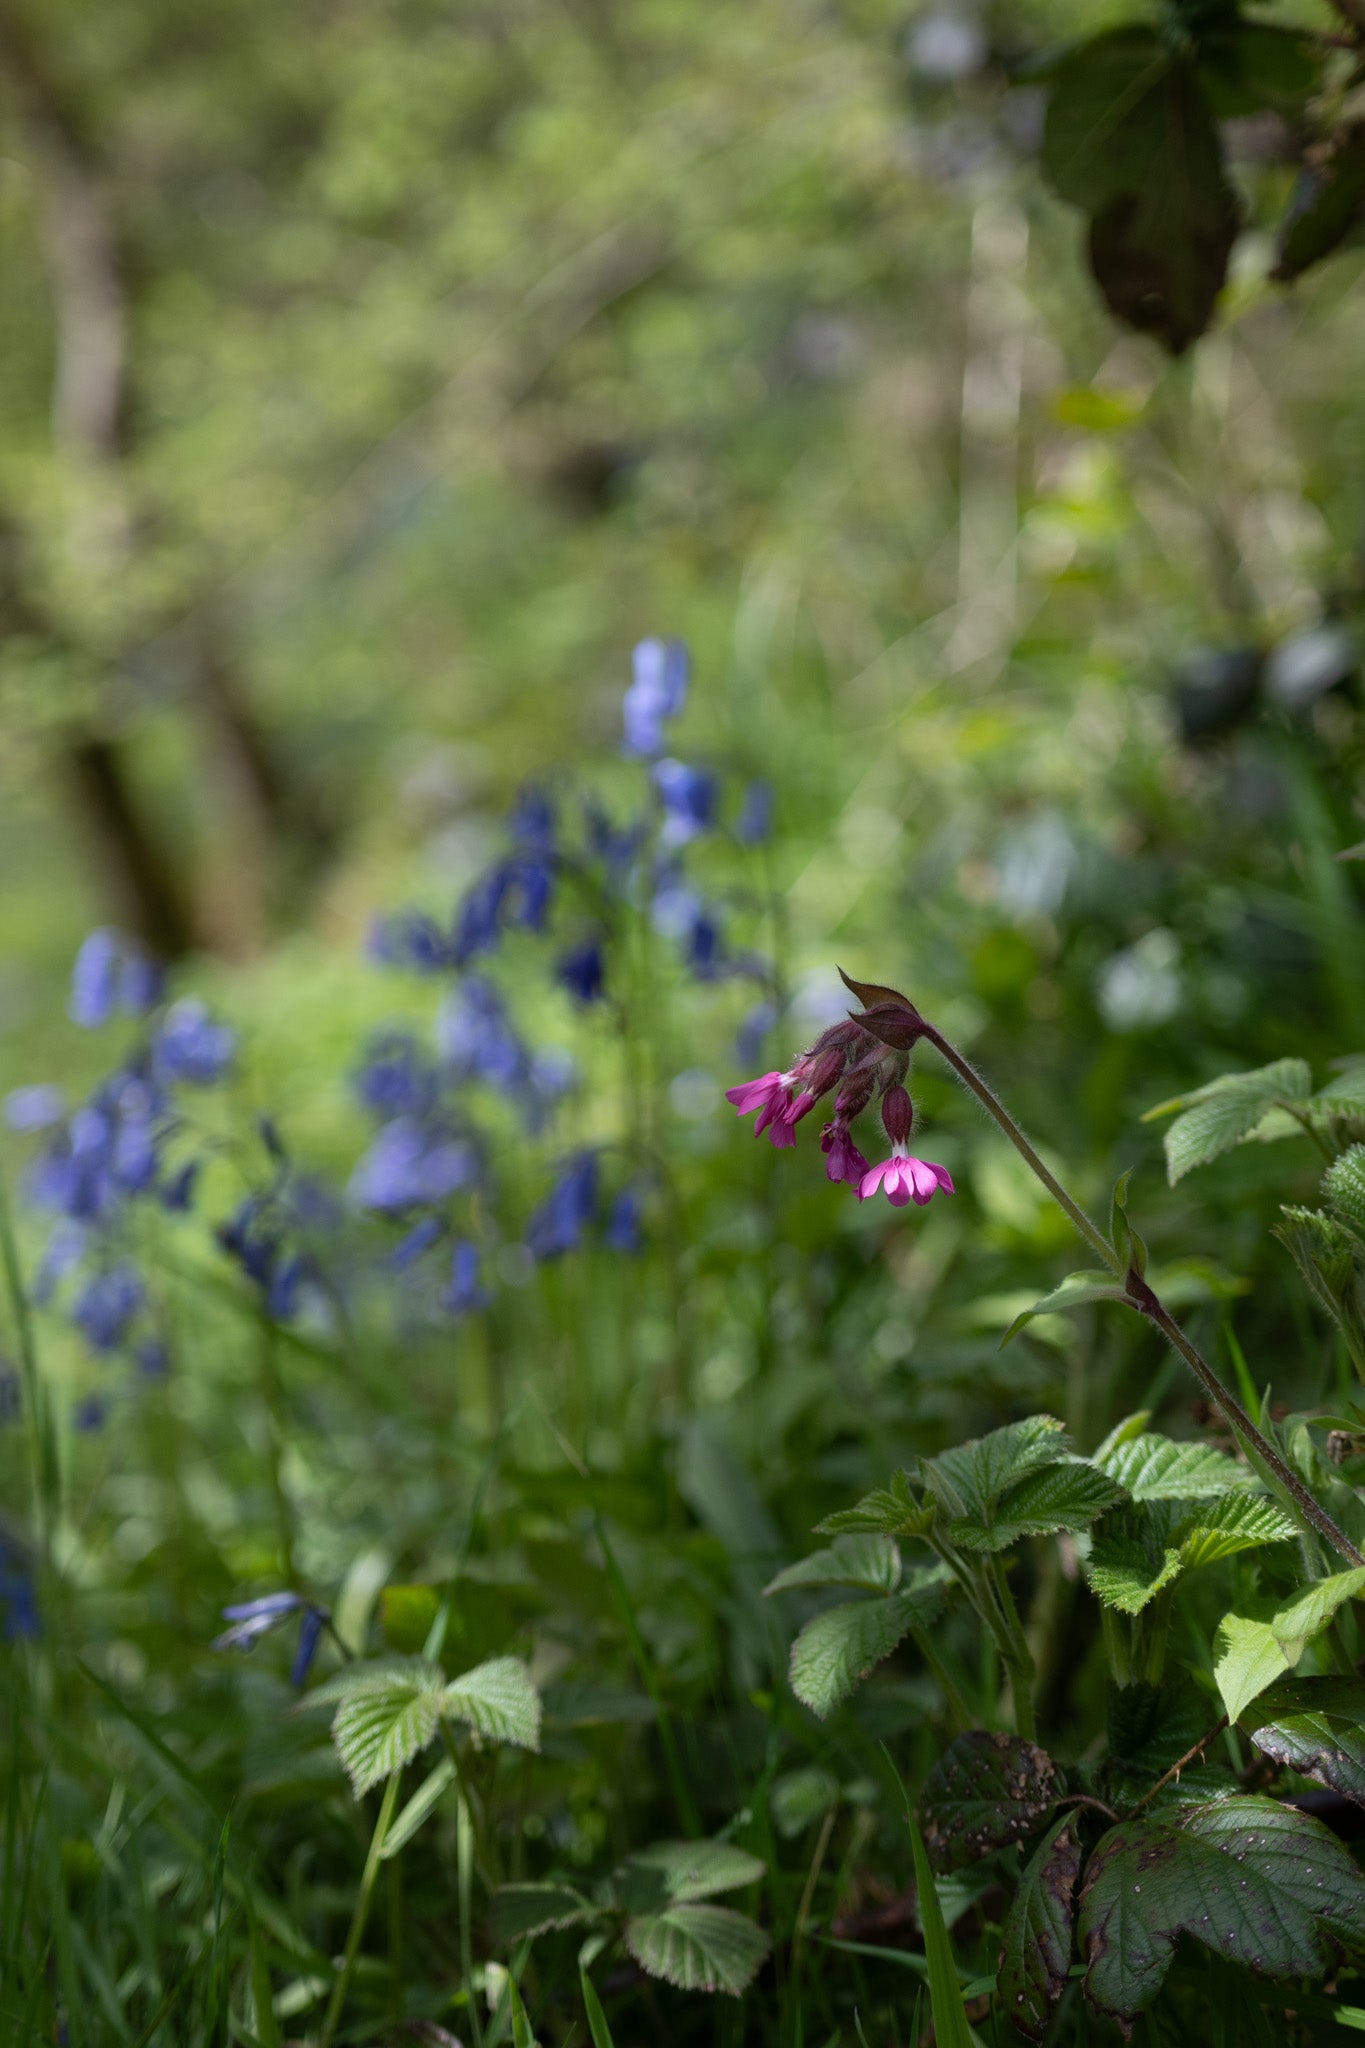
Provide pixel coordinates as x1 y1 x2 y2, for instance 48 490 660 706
1042 27 1239 354
920 1731 1062 1874
997 1816 1082 2042
1240 1675 1365 1808
1078 1795 1365 2033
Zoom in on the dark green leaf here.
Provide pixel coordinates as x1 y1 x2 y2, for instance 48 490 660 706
624 1904 770 1996
925 1416 1070 1519
490 1883 597 1944
1240 1675 1365 1807
1198 25 1319 118
616 1839 765 1911
330 1673 445 1797
441 1657 541 1751
951 1460 1124 1552
1093 1430 1249 1501
920 1731 1062 1874
907 1804 976 2048
788 1572 949 1718
814 1469 932 1538
1143 1058 1312 1182
1078 1796 1365 2028
1275 131 1365 283
997 1816 1082 2043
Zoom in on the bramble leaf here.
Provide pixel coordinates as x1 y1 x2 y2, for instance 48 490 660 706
490 1882 597 1943
814 1469 932 1539
1143 1058 1311 1183
1086 1519 1182 1616
1000 1272 1127 1346
1214 1569 1365 1721
764 1533 901 1597
1086 1492 1295 1615
997 1816 1083 2042
617 1839 765 1910
1093 1430 1251 1501
331 1670 445 1796
950 1460 1124 1552
788 1572 948 1718
925 1416 1070 1520
1078 1796 1365 2029
1240 1674 1365 1808
624 1904 769 1996
441 1656 541 1752
919 1731 1062 1874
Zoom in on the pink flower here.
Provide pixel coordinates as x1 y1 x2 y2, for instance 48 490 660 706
821 1119 870 1190
726 1069 805 1147
859 1147 955 1209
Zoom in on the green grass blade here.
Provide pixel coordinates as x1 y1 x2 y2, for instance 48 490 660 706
580 1968 617 2048
882 1744 974 2048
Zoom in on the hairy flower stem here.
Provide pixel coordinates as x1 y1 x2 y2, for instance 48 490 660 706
921 1022 1365 1570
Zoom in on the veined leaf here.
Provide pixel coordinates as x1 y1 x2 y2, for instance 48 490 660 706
1094 1430 1251 1501
789 1571 949 1718
489 1883 597 1944
617 1839 765 1911
764 1533 901 1598
925 1416 1070 1521
330 1670 445 1796
920 1731 1062 1874
306 1655 445 1710
997 1816 1082 2043
1091 1411 1151 1462
950 1460 1124 1553
813 1469 930 1538
1214 1568 1365 1720
1001 1272 1126 1345
1240 1674 1365 1807
1086 1520 1182 1616
624 1904 769 1997
442 1657 541 1751
1142 1058 1311 1183
1078 1796 1365 2029
1174 1490 1297 1570
1086 1492 1294 1616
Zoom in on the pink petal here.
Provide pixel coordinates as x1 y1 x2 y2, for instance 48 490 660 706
884 1160 914 1207
725 1071 782 1115
930 1161 955 1195
858 1158 893 1200
766 1116 798 1149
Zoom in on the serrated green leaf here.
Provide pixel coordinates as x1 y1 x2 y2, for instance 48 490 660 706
1146 1059 1311 1183
1174 1490 1298 1570
380 1755 455 1858
331 1673 445 1796
1092 1411 1152 1462
1240 1675 1365 1807
305 1655 445 1711
925 1416 1070 1521
764 1533 901 1597
951 1460 1125 1553
789 1572 948 1718
489 1883 597 1944
1094 1430 1251 1501
624 1904 770 1997
1086 1520 1182 1616
1078 1796 1365 2028
1326 1145 1365 1235
1215 1569 1365 1720
441 1656 541 1751
617 1839 765 1911
1000 1272 1126 1345
997 1816 1082 2043
813 1469 930 1538
920 1731 1062 1874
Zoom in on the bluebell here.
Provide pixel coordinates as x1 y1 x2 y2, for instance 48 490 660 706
369 910 452 975
437 978 528 1092
622 638 688 757
69 930 123 1028
652 759 717 845
735 779 774 845
604 1186 644 1254
73 1263 144 1353
213 1590 303 1651
557 938 606 1005
354 1033 440 1120
3 1085 66 1132
509 784 557 852
290 1604 327 1686
0 1535 39 1641
443 1239 492 1314
390 1215 443 1271
350 1118 478 1212
153 1000 236 1085
527 1151 599 1260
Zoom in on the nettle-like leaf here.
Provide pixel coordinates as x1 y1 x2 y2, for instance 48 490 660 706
1087 1494 1296 1615
924 1416 1071 1521
814 1468 933 1539
1001 1272 1127 1346
616 1840 764 1912
788 1570 948 1718
1106 1678 1211 1786
997 1816 1083 2043
1041 26 1238 354
1078 1796 1365 2030
949 1460 1124 1554
331 1668 446 1796
1142 1058 1311 1184
442 1656 541 1751
1240 1674 1365 1808
490 1882 597 1944
1093 1429 1251 1501
919 1731 1062 1874
1326 1145 1365 1237
1214 1568 1365 1722
624 1905 770 1997
764 1533 901 1597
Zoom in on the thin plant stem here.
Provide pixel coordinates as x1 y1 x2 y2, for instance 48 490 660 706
256 1319 297 1584
0 1168 57 1555
318 1769 401 2048
921 1022 1365 1569
1128 1718 1230 1818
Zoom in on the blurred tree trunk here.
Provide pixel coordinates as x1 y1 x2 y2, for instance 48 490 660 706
0 2 334 956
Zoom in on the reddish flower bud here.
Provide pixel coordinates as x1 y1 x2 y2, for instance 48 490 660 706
854 1002 926 1053
834 1063 878 1121
794 1046 847 1102
880 1083 914 1146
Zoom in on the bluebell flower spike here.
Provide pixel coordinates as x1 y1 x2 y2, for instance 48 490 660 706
527 1152 599 1260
